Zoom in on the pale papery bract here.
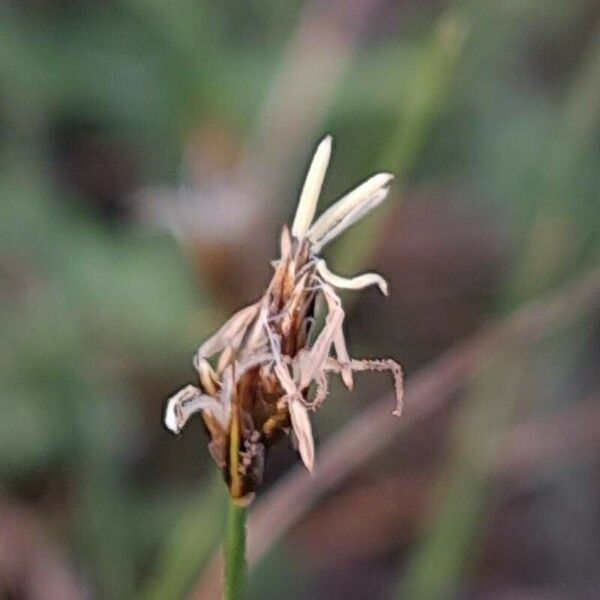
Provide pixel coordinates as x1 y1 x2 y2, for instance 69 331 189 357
164 135 403 503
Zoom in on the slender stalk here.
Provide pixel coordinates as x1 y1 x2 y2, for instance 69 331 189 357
224 390 247 600
223 499 247 600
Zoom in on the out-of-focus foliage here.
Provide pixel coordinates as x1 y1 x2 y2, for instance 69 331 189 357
1 1 599 599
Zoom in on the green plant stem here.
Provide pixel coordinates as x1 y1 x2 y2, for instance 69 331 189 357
224 499 247 600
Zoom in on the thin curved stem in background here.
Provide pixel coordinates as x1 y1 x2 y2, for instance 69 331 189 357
191 264 600 599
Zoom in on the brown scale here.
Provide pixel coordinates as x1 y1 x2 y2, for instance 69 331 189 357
224 231 317 500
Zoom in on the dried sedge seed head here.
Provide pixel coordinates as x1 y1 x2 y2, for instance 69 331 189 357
164 136 403 503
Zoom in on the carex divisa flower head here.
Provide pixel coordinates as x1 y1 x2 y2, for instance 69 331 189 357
164 136 403 503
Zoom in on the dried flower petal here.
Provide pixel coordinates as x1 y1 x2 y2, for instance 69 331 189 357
288 396 315 471
307 173 393 248
292 135 332 238
297 289 344 390
316 259 389 296
195 303 260 361
165 385 228 433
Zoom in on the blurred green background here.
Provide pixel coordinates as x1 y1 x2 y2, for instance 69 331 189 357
1 1 599 599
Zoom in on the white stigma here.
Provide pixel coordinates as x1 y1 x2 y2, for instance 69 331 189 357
292 135 332 238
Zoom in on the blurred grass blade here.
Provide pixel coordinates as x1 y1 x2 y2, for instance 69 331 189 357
381 9 469 177
396 22 600 598
140 475 226 600
394 357 524 600
332 8 469 274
